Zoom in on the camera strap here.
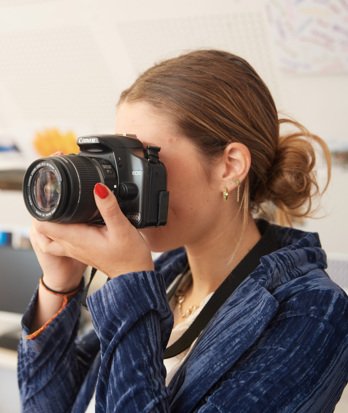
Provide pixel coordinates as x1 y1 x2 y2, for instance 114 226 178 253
163 221 279 359
81 267 98 308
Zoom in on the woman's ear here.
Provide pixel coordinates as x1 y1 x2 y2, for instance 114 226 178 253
220 142 251 189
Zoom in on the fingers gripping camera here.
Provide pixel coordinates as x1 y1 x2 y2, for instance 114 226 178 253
23 135 169 228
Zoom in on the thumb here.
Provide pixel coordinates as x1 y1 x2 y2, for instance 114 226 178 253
93 183 128 230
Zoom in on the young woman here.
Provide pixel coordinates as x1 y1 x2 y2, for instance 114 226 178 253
18 50 348 412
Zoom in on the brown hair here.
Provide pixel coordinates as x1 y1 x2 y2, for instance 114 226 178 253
119 49 331 226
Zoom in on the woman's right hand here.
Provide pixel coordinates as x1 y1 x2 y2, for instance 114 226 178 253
30 219 87 293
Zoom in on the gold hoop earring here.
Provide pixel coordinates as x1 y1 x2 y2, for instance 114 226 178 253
222 187 229 201
234 179 241 203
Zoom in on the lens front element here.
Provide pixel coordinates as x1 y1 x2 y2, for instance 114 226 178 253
32 168 61 213
23 159 66 220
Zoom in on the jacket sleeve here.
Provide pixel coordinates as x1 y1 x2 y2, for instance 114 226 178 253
18 289 99 413
196 288 348 413
86 270 173 412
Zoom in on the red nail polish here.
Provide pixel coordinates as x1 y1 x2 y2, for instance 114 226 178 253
94 183 109 199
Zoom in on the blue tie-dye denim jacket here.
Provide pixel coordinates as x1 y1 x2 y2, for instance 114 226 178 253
18 223 348 412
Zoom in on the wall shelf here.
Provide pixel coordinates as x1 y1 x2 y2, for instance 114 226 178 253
0 169 25 191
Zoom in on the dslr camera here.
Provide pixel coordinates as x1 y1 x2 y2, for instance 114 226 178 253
22 135 169 228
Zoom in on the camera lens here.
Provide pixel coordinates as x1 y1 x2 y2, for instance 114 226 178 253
23 155 115 223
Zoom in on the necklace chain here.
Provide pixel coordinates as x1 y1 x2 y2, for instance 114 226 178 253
175 289 200 319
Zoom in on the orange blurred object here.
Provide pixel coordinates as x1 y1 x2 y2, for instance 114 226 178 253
33 128 79 156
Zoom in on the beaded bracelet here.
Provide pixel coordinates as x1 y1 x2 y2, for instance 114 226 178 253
40 275 84 297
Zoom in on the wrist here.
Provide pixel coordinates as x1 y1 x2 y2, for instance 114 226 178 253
40 275 84 296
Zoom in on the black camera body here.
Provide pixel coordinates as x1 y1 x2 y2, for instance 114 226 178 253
23 135 169 228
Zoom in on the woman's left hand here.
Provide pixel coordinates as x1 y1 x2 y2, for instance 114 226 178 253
33 183 154 278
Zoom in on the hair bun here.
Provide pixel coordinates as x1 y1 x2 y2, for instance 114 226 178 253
253 118 331 225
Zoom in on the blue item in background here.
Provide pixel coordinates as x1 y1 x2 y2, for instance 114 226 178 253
0 144 19 153
0 231 12 247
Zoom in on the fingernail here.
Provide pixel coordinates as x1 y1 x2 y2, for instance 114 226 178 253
94 183 109 199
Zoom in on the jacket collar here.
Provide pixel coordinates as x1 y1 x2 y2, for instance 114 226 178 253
252 223 326 292
158 223 327 411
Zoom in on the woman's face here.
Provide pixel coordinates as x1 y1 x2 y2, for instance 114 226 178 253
115 101 226 252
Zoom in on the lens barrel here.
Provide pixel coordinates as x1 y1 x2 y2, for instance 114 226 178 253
23 155 113 223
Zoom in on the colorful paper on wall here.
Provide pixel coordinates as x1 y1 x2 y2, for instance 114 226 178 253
267 0 348 74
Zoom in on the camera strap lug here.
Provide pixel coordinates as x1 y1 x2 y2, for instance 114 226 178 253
145 146 160 163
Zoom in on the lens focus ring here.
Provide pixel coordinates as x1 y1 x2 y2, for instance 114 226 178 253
60 155 104 223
